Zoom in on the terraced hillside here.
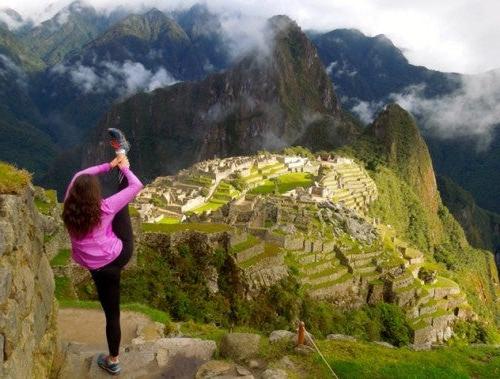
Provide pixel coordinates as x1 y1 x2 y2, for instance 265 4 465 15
133 153 378 223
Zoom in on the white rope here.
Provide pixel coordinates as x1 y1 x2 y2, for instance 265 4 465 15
305 331 340 379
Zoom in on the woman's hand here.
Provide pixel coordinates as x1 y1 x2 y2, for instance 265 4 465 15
110 154 126 168
118 156 130 170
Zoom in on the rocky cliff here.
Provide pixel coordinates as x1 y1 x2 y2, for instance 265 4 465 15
82 15 360 181
0 182 58 378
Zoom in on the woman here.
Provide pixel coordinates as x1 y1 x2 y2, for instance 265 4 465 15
62 129 143 375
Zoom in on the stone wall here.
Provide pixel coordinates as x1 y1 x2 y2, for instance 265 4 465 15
0 186 58 378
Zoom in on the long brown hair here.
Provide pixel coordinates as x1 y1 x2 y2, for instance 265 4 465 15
63 174 102 238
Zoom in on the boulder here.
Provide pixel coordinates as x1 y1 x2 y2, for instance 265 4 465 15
262 368 288 379
326 334 357 341
269 330 295 344
195 360 255 379
220 333 261 361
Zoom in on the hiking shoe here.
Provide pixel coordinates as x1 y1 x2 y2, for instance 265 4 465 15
107 128 130 155
97 353 121 375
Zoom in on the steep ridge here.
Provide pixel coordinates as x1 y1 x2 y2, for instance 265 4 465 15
82 15 360 182
0 28 57 178
370 104 439 215
20 0 125 66
310 28 460 106
336 105 500 324
437 175 500 252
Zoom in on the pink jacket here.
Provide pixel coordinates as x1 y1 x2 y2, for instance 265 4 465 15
64 163 144 270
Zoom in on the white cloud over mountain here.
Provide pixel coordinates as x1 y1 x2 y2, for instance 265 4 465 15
2 0 499 75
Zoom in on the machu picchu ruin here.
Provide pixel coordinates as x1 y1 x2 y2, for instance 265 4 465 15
120 153 473 348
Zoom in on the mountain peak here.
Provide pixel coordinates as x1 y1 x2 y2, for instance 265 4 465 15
370 103 439 213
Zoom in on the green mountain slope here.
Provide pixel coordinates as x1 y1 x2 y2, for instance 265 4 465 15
20 1 121 66
438 175 500 252
336 104 499 324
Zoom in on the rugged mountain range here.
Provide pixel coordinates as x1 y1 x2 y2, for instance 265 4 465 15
82 15 360 181
309 29 460 107
0 2 498 251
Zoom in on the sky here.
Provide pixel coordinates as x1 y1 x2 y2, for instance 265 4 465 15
0 0 498 75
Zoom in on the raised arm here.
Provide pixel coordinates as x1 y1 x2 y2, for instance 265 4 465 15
64 163 112 201
102 167 144 214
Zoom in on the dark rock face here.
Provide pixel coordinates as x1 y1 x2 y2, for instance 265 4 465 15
83 16 360 182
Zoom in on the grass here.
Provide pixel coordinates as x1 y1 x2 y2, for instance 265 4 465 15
249 172 314 194
34 188 58 215
50 249 71 267
158 216 181 224
58 299 171 326
0 162 31 194
55 277 76 300
239 243 282 269
191 201 224 214
430 276 460 288
128 205 139 217
297 339 500 379
231 234 260 254
142 222 231 234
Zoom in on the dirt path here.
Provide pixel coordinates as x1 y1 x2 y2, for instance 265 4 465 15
57 308 152 349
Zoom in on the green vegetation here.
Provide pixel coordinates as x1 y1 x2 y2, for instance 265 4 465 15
249 172 314 194
239 243 282 269
58 299 171 327
158 216 181 224
34 188 57 215
55 277 76 301
300 339 500 379
231 234 260 254
0 161 31 194
142 222 231 234
50 249 71 267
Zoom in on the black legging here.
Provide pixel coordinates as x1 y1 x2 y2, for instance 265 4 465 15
89 173 133 357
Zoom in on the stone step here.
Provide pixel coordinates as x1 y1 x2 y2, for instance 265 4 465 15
304 266 349 286
298 253 320 265
353 264 377 274
308 273 354 299
235 242 265 263
58 338 216 379
301 258 339 275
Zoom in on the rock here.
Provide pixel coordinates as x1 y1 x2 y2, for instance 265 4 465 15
236 365 253 376
326 334 357 341
155 337 216 367
220 333 261 361
443 326 453 341
276 356 295 370
0 189 58 379
136 321 165 341
86 338 217 379
0 268 12 303
196 360 255 379
248 358 267 370
262 368 288 379
269 330 295 344
374 341 395 349
294 345 315 355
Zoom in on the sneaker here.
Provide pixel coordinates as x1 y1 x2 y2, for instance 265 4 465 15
97 353 122 375
107 128 130 155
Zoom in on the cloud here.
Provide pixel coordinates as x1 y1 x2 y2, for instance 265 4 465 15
0 54 28 88
2 0 500 74
349 72 500 148
326 60 357 78
51 60 178 96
